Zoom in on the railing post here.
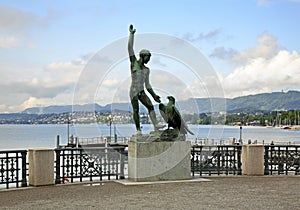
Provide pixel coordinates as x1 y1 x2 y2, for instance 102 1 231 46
278 146 282 175
296 146 300 175
120 148 125 179
80 149 83 182
237 146 242 175
264 146 269 175
55 149 61 184
270 146 274 175
76 137 79 148
217 146 221 175
21 151 27 187
200 146 203 176
191 146 194 177
285 146 289 175
5 152 9 189
71 149 74 183
56 135 60 148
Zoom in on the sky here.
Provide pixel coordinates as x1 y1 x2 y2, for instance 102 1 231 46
0 0 300 113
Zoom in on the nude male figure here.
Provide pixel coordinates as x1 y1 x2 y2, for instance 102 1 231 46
128 24 163 133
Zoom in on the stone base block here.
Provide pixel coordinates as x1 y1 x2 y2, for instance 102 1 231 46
242 145 264 176
29 149 54 186
128 140 191 182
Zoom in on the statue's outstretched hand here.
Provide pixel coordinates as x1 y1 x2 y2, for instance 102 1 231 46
129 24 136 34
153 95 161 103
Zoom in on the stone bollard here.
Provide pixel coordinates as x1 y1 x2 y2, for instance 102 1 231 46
29 149 54 186
242 145 264 176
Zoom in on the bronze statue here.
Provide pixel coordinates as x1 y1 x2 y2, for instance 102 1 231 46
159 96 194 135
128 24 164 134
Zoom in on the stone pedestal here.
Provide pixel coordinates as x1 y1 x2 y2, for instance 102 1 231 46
29 149 54 186
242 145 264 176
128 137 191 182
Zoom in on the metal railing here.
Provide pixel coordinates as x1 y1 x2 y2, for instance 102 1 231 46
191 145 242 176
264 145 300 175
77 137 106 145
55 147 126 184
0 150 27 189
1 144 299 189
76 136 130 146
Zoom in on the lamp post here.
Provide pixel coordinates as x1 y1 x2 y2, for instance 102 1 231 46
67 117 70 143
109 115 112 143
239 126 243 143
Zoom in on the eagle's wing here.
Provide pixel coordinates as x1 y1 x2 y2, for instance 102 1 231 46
172 105 183 131
173 105 194 135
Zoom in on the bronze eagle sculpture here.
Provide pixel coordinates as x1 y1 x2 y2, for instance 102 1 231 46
159 96 194 135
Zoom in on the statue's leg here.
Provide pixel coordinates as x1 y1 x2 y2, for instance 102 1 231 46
131 96 141 131
138 92 159 128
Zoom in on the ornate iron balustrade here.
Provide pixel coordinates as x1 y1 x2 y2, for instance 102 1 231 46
264 145 300 175
55 147 126 184
0 150 27 189
191 145 242 176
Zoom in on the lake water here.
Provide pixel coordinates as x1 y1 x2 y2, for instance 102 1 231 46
0 124 300 150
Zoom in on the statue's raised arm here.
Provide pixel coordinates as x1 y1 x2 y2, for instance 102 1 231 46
128 24 136 60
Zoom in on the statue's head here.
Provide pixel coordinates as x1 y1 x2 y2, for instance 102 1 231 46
139 49 151 64
167 96 176 103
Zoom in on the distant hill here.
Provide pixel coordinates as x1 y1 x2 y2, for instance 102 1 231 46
228 91 300 111
22 103 135 114
178 90 300 113
18 90 300 114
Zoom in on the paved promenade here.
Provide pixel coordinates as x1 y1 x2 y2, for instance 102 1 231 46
0 176 299 210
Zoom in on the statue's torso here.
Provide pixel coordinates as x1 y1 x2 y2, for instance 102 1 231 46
130 59 149 96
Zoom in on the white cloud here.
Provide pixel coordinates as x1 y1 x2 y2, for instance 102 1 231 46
232 32 281 65
0 6 36 32
0 91 74 113
0 5 59 32
208 32 300 98
44 60 84 86
210 47 237 60
102 79 120 88
0 5 60 49
188 45 300 100
222 50 300 98
211 32 281 66
21 97 45 110
0 57 85 112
